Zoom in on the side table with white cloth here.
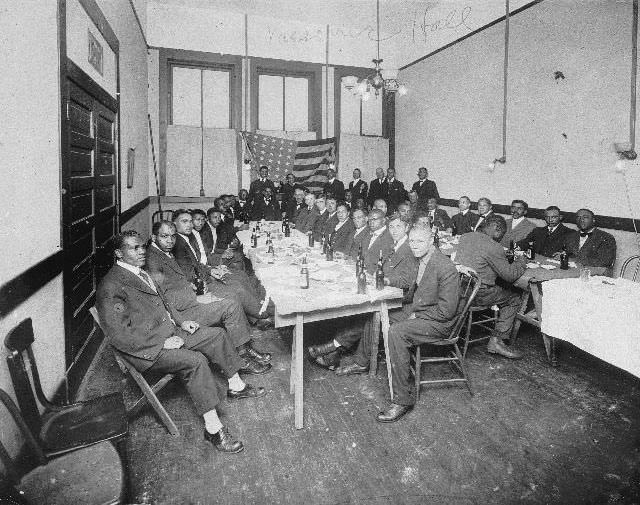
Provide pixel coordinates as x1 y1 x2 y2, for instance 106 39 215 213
238 224 404 429
540 277 640 376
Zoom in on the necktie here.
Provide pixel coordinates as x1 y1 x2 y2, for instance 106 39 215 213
579 231 592 238
416 260 427 285
547 227 553 236
475 216 484 231
188 234 201 261
138 270 157 292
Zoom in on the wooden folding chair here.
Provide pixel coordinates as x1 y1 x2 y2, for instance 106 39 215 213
89 307 180 437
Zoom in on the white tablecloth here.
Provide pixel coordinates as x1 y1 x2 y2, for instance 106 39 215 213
541 277 640 378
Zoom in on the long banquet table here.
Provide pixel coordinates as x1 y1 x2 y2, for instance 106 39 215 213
237 223 403 429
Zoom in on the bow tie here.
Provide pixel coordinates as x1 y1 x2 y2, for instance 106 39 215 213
580 231 592 238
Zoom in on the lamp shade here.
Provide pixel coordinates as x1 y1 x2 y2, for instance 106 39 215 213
381 68 398 80
343 75 358 89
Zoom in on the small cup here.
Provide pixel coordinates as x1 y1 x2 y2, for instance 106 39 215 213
579 267 591 283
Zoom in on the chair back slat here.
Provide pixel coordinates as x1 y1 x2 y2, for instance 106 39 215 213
447 268 481 342
5 352 42 436
4 319 34 353
152 210 174 223
89 307 128 375
620 254 640 282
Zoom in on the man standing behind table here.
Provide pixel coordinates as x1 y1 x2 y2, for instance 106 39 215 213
425 197 453 232
248 165 275 207
451 196 479 236
329 203 355 254
456 215 527 359
411 167 440 211
146 221 271 372
348 208 371 258
323 168 345 201
386 168 407 214
234 189 251 223
517 206 577 257
281 173 304 210
285 188 306 221
563 208 616 275
295 193 320 233
500 199 537 247
472 197 495 232
309 214 418 373
368 167 388 209
363 209 395 273
377 225 459 422
349 168 368 205
250 187 281 221
97 231 265 454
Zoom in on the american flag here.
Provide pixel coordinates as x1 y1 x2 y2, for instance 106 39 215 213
242 132 337 193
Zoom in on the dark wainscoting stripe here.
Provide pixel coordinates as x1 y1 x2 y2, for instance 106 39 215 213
120 196 150 225
0 251 64 318
439 198 640 233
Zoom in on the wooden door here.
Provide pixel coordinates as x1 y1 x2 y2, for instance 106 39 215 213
62 67 118 394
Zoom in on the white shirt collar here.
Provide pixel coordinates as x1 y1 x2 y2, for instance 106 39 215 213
370 226 386 239
335 219 348 231
461 209 469 215
117 260 141 276
328 178 335 184
512 216 525 227
329 211 337 218
548 224 559 233
388 177 395 183
394 235 407 251
352 178 360 183
318 208 327 215
354 226 367 236
152 242 172 258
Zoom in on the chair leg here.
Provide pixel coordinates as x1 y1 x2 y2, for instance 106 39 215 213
128 371 180 437
463 312 472 358
454 343 473 396
414 346 421 402
114 436 131 503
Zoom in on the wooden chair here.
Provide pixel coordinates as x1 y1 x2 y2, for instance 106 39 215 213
4 319 128 457
152 209 174 223
459 265 499 357
411 266 480 400
619 254 640 282
0 388 125 505
89 307 180 437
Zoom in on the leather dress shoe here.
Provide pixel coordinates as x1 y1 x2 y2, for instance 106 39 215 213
240 345 272 364
334 362 368 376
227 383 267 400
376 403 413 423
308 341 337 359
238 358 272 375
311 350 341 370
487 337 523 359
255 317 274 330
204 427 244 453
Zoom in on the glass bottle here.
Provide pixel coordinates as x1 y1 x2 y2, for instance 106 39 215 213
307 231 314 247
326 234 334 261
300 255 309 289
357 260 367 294
251 228 257 248
356 243 363 278
433 226 439 247
375 250 385 291
559 244 569 270
527 240 535 260
506 240 515 264
194 270 205 296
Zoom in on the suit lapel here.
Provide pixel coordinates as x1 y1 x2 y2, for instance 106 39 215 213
115 265 157 295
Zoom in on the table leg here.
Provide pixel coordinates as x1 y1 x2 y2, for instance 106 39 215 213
510 290 531 343
294 314 304 430
379 301 394 401
289 326 296 395
369 312 381 376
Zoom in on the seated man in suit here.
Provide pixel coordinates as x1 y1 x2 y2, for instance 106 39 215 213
285 188 306 221
233 189 251 223
320 196 339 240
451 196 479 235
248 165 275 207
348 208 371 258
281 173 304 210
425 197 453 232
309 214 418 372
172 209 273 326
203 207 246 271
313 195 329 241
250 187 281 221
330 203 355 254
377 225 459 422
517 205 577 257
97 231 265 453
348 168 368 204
563 208 616 275
323 168 345 201
407 190 419 216
500 199 537 247
372 198 388 217
343 190 353 210
456 215 527 359
397 202 413 223
386 168 407 214
295 192 320 233
146 221 271 372
363 208 395 273
411 167 440 211
473 197 495 232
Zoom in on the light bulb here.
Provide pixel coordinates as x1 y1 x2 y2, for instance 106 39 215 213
488 161 496 172
397 85 408 96
361 91 371 102
615 158 628 172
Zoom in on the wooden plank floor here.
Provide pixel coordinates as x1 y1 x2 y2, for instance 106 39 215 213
80 325 640 505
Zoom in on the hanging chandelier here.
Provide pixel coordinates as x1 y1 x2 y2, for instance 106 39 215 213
342 0 407 101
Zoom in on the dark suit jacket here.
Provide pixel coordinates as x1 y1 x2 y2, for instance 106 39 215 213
348 179 368 203
248 178 275 205
199 222 215 255
451 211 480 236
173 234 210 284
284 200 304 221
313 210 330 241
348 227 371 258
409 250 459 334
250 197 281 221
323 179 345 201
566 228 616 270
386 178 407 213
96 264 183 371
281 183 303 207
429 208 453 230
384 240 418 301
364 228 395 273
411 179 440 209
322 213 339 238
145 244 199 312
233 201 250 222
368 178 388 207
330 219 355 254
517 224 578 257
295 206 320 234
472 211 495 232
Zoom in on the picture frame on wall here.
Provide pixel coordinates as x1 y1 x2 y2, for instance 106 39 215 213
87 29 103 76
127 148 135 188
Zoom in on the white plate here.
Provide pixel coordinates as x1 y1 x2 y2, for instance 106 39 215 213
540 264 556 270
526 262 540 269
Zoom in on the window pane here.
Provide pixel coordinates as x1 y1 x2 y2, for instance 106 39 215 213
340 80 361 135
172 67 201 127
284 76 308 132
202 69 230 128
361 93 382 136
258 75 284 131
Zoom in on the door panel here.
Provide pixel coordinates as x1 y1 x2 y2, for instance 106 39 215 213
62 73 118 393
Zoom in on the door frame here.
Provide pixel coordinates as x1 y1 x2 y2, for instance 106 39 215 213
58 0 120 396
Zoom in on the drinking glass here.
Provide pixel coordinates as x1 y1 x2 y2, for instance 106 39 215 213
579 267 591 283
